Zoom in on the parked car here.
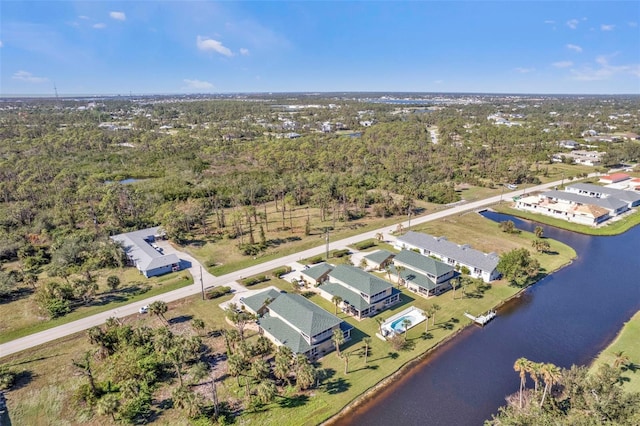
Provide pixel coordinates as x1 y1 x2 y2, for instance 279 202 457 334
139 305 149 314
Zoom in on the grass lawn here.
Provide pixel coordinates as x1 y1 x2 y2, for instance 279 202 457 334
0 213 577 425
0 269 193 343
493 203 640 236
590 310 640 394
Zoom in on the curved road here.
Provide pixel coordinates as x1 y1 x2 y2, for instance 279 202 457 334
0 178 578 358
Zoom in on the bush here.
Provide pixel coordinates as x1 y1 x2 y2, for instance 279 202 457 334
332 249 350 258
204 259 216 268
355 240 376 250
206 286 232 299
242 275 268 286
308 256 324 264
271 266 291 278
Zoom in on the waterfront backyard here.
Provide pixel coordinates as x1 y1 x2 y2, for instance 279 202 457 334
0 212 578 426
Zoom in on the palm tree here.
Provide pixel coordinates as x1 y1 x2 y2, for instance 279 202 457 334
192 318 205 336
375 232 384 242
422 311 430 333
534 226 544 239
96 393 120 421
149 300 169 325
172 385 203 418
375 317 385 337
395 265 406 288
343 351 350 374
363 337 372 364
72 351 98 396
296 362 317 390
431 304 441 326
227 353 246 386
255 380 278 404
539 362 561 407
528 361 541 393
514 357 529 409
385 264 392 281
331 295 343 314
613 350 631 369
332 328 345 357
251 359 270 381
402 318 412 339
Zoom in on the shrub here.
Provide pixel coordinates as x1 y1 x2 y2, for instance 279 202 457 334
206 286 232 299
242 276 268 286
204 259 216 268
271 266 291 278
355 240 376 250
332 249 350 258
308 256 324 264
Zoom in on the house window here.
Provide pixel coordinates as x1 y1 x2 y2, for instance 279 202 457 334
474 268 481 275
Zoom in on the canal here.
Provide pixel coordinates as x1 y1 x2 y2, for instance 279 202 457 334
335 212 640 425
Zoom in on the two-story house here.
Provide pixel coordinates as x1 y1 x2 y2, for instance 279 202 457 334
257 292 352 360
394 231 500 283
318 265 401 319
392 249 457 298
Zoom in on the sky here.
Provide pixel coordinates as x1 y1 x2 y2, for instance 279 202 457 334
1 1 639 96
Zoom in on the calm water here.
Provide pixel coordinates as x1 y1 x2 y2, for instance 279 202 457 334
336 212 640 426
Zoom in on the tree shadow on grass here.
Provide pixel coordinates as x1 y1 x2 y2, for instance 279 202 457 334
0 287 34 305
372 351 399 362
348 364 379 374
325 378 351 395
168 315 193 325
277 394 309 409
10 370 34 391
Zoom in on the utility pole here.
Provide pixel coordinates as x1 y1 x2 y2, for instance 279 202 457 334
408 210 412 230
325 228 330 260
200 266 204 300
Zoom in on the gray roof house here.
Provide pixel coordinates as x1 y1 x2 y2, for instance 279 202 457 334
110 227 181 278
318 265 401 319
565 183 640 208
542 190 629 215
257 293 352 359
394 231 500 282
392 249 457 297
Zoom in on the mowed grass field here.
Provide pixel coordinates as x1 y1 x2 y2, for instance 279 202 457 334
0 212 577 426
590 310 640 394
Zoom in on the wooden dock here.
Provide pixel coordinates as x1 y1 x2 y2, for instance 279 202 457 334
464 310 497 326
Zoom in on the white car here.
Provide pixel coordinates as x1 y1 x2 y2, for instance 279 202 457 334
139 305 149 314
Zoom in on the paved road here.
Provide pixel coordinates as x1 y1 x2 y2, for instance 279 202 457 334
0 177 578 359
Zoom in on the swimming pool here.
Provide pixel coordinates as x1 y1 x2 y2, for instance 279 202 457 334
380 306 425 337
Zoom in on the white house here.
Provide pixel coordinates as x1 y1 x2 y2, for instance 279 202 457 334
394 231 501 282
110 227 181 278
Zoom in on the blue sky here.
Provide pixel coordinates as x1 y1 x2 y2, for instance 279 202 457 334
1 1 639 95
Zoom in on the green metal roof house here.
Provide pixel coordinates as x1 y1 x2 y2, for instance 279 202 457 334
392 250 457 298
257 293 352 359
319 265 401 319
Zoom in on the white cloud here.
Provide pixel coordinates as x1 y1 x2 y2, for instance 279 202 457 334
571 54 640 81
515 67 535 73
553 61 574 68
629 22 638 27
240 48 250 56
12 70 49 83
110 11 126 21
183 79 214 90
433 80 444 85
196 36 233 56
0 40 3 48
600 24 615 31
566 44 583 53
93 23 106 29
566 19 579 29
544 20 555 24
79 15 90 20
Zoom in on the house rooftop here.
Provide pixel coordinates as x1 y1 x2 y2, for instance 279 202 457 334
543 189 628 211
391 265 440 292
566 183 640 205
267 293 343 338
600 173 630 183
320 282 372 311
240 288 283 314
110 226 180 271
258 314 313 354
394 249 455 277
328 264 392 296
396 231 499 272
364 249 396 265
301 263 334 281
